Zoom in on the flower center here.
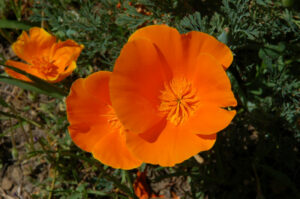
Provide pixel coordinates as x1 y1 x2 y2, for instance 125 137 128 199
31 58 59 78
158 78 200 125
105 105 124 132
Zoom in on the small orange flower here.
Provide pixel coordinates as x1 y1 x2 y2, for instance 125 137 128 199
66 71 142 169
110 25 237 166
5 27 83 83
116 2 121 8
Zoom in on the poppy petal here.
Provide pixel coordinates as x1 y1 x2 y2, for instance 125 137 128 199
190 53 237 107
128 24 184 74
51 40 84 72
182 31 233 69
126 123 216 166
92 131 142 170
183 105 236 135
53 61 77 83
68 123 111 152
66 71 111 129
66 71 141 169
110 38 172 134
12 28 56 64
5 60 41 82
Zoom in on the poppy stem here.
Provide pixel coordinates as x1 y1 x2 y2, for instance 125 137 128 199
193 154 204 164
98 167 138 199
124 170 138 199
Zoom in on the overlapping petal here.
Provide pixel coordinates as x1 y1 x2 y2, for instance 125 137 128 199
92 131 142 170
5 60 37 82
128 25 183 72
66 71 142 169
126 123 216 166
12 27 56 64
51 40 84 73
128 25 233 73
110 38 172 135
182 105 236 135
182 31 233 70
189 53 237 107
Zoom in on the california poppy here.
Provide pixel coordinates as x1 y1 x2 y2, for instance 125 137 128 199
66 71 142 169
5 27 83 83
110 25 237 166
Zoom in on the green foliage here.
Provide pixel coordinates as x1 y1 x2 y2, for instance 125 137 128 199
0 19 31 30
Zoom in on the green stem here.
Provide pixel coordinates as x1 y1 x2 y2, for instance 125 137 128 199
20 121 35 151
48 167 57 199
98 167 137 199
9 118 18 160
124 170 136 198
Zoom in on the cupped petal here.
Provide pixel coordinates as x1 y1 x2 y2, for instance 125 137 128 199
52 61 77 83
110 38 172 134
190 53 237 107
5 60 41 82
128 24 184 74
92 131 142 170
51 40 84 72
66 71 112 132
126 123 216 167
69 123 111 152
66 71 141 169
12 27 56 63
182 31 233 70
183 105 236 135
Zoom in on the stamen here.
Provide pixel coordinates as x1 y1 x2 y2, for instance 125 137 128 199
158 78 200 125
31 57 59 78
104 105 124 133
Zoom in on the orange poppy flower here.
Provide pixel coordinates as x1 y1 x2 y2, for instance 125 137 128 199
110 25 237 166
5 27 83 83
66 71 142 169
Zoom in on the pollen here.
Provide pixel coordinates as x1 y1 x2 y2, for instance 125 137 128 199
31 57 59 78
158 78 200 125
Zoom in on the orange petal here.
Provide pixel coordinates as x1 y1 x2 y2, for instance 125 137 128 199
92 131 142 170
12 27 56 64
66 71 141 169
183 105 236 135
190 53 237 107
126 123 216 166
128 24 184 74
52 61 77 83
5 60 42 82
182 31 233 70
66 72 112 152
66 71 112 130
138 119 166 143
68 123 111 152
129 25 233 74
110 38 172 134
51 40 84 72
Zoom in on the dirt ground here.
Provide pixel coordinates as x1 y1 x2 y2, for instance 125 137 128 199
0 42 48 199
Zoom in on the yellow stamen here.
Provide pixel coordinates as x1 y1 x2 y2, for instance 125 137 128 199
104 105 125 134
31 57 58 78
158 78 200 125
